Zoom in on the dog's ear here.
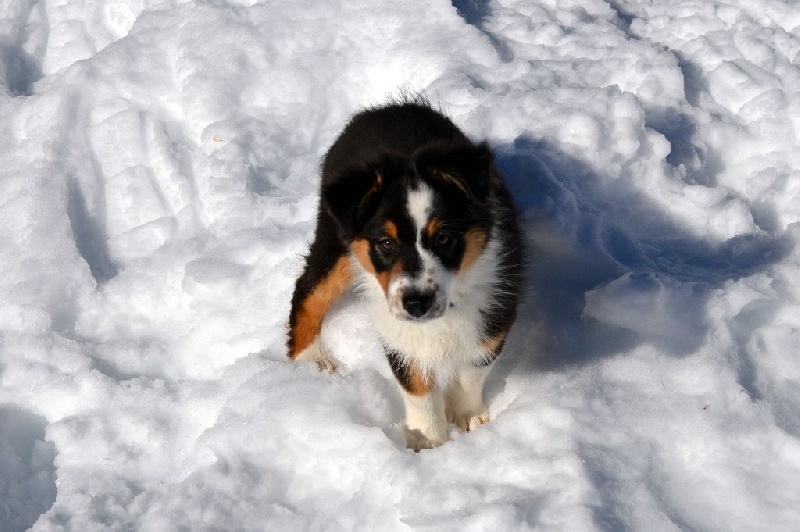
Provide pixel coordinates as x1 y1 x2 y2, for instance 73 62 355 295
322 167 385 239
417 142 494 203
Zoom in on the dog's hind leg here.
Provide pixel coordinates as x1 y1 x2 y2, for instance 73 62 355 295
287 233 353 371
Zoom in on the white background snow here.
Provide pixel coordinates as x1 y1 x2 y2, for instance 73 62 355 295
1 0 799 530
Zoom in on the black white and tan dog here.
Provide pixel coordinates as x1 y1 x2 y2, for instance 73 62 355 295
287 99 522 450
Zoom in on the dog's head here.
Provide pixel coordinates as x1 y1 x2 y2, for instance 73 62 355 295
323 142 496 322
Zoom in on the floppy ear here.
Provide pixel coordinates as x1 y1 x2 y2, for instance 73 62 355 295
416 142 494 202
322 168 384 239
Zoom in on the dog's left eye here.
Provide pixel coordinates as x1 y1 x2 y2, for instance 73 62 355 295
433 232 457 249
377 238 398 255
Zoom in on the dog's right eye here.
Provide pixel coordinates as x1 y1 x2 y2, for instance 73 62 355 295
377 238 398 255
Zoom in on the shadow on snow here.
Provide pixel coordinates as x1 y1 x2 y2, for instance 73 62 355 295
496 136 792 371
0 406 57 532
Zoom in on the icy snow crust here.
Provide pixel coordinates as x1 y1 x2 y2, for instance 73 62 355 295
1 0 799 530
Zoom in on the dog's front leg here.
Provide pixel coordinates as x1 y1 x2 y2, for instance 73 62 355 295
402 388 447 451
445 364 491 432
385 347 447 450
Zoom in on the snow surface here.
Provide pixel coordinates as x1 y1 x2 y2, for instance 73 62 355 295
1 0 799 530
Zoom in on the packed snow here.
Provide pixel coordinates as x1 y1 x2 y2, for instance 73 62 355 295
1 0 799 530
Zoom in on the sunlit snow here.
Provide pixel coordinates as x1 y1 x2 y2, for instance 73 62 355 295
1 0 799 530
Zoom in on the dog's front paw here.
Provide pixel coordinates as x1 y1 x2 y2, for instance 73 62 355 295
448 405 490 432
294 339 338 373
403 427 446 452
313 354 337 373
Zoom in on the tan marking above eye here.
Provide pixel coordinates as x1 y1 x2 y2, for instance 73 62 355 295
425 217 441 240
384 220 398 240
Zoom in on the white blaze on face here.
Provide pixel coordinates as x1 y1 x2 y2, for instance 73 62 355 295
385 182 451 321
406 183 432 233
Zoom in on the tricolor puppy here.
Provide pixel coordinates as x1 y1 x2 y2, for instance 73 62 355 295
287 101 522 450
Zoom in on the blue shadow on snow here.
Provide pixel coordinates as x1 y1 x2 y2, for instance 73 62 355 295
494 136 793 372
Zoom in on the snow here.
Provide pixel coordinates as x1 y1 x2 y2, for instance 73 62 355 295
1 0 799 529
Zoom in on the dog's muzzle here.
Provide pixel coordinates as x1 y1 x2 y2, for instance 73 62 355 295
397 289 446 321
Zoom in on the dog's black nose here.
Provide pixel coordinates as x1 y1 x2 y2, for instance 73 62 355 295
403 292 435 318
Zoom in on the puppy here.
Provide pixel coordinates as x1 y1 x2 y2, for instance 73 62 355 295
287 100 522 450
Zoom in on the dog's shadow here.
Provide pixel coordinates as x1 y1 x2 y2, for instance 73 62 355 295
485 135 793 403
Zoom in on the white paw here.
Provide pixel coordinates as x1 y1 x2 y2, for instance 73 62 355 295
404 427 447 452
447 405 490 432
314 355 337 373
294 339 338 373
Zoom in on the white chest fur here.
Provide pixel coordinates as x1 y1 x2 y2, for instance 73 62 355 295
353 235 502 384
